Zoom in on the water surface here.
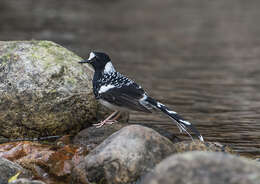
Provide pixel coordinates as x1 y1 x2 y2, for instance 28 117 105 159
1 0 260 158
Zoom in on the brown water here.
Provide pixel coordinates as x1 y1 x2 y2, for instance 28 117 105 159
1 0 260 158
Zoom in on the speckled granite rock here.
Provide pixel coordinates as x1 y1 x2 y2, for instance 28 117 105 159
172 140 235 154
0 40 102 138
141 151 260 184
72 125 176 184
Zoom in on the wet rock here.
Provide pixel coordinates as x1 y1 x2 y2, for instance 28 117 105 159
10 178 46 184
0 157 31 184
172 140 235 154
72 125 176 184
0 40 99 138
73 122 127 150
73 122 180 151
143 124 181 143
142 151 260 184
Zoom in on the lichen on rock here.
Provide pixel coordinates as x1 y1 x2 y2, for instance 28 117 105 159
0 40 100 138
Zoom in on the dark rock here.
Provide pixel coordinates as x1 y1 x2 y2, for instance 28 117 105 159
0 40 106 138
72 125 176 184
140 124 181 143
0 157 31 184
73 122 127 150
10 178 46 184
142 151 260 184
73 122 180 151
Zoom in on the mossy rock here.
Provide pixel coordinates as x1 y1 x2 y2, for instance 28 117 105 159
0 40 103 138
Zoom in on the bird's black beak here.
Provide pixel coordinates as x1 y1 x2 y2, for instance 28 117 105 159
78 59 90 64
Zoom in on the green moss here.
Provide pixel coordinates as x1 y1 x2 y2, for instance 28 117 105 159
51 65 65 79
48 89 57 93
30 52 42 62
22 40 83 71
0 55 9 65
65 77 77 85
35 40 57 48
0 53 19 65
5 42 18 52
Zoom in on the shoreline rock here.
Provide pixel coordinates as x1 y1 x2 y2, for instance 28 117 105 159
0 157 31 184
73 122 179 151
72 124 238 184
72 125 176 184
141 151 260 184
0 40 106 138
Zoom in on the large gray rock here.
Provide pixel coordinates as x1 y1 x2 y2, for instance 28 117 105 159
72 125 176 184
142 151 260 184
0 157 31 184
0 41 100 138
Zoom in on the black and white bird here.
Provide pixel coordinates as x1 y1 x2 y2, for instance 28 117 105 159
79 52 204 141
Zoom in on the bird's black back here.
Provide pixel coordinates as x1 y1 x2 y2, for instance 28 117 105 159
93 71 151 112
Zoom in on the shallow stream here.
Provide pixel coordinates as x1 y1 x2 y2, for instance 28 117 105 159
1 0 260 158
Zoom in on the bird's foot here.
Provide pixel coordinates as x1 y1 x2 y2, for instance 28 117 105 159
94 119 118 128
93 110 120 128
105 120 118 125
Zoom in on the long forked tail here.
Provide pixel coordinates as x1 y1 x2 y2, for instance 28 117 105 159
145 96 204 142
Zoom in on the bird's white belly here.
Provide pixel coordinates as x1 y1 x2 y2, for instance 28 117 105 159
98 99 129 112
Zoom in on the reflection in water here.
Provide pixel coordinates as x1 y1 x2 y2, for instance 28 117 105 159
0 0 260 158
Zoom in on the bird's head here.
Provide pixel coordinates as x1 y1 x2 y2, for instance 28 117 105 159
79 52 114 73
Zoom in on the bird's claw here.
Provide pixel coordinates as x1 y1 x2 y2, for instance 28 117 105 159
93 120 118 128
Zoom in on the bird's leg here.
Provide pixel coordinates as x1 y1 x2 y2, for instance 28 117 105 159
94 110 119 128
105 112 121 124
